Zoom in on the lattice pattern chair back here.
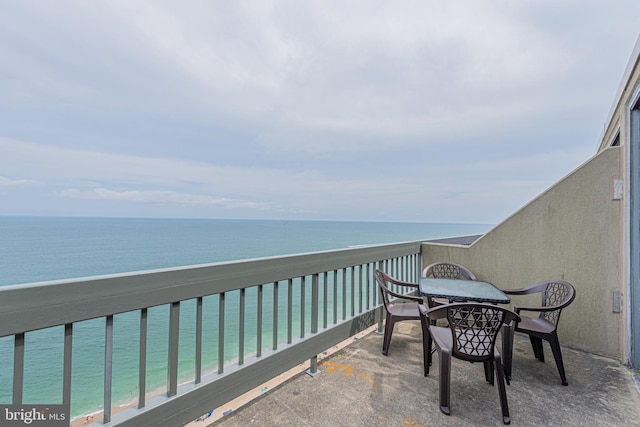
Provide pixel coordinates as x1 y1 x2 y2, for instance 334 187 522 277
447 304 507 362
501 279 576 386
541 281 574 325
422 302 520 424
422 262 477 280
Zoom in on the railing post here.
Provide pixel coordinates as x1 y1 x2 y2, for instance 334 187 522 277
168 302 180 397
333 270 338 325
323 272 328 329
376 261 384 335
417 242 423 281
257 286 263 357
104 315 113 423
365 263 370 310
307 355 319 377
196 297 203 383
273 282 279 350
63 323 72 407
138 308 147 409
287 279 293 344
13 333 24 405
300 277 306 338
239 289 246 365
342 269 347 321
219 293 226 371
307 274 320 376
350 266 355 317
311 273 319 333
358 265 363 313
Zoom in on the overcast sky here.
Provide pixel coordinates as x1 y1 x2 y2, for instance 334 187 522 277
1 1 638 224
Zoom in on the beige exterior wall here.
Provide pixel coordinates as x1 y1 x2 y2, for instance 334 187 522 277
421 146 624 359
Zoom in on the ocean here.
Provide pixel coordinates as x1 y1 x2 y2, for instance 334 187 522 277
0 216 492 420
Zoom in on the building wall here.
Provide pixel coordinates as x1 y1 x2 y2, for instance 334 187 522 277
422 146 624 359
598 34 640 152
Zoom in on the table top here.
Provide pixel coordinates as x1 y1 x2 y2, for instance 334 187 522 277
419 277 510 304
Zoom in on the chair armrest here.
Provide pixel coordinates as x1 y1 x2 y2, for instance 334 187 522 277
424 304 449 321
385 278 422 302
514 303 564 315
385 288 424 303
503 282 547 296
390 279 420 290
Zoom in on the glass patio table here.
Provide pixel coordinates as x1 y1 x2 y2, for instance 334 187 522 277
419 277 510 304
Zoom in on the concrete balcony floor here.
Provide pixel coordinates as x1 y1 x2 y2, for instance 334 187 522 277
212 321 640 426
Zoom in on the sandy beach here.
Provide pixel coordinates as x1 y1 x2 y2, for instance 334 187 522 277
70 325 378 427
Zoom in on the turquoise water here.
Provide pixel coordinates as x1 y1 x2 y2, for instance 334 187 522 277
0 216 492 419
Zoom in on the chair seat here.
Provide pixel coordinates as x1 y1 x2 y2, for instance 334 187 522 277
515 315 555 335
387 301 421 318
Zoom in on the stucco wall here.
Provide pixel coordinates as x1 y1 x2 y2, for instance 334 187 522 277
422 146 623 359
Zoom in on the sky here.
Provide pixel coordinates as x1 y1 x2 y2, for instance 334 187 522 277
0 1 639 224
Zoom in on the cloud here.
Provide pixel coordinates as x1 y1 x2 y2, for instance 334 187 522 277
0 138 347 216
0 175 35 189
0 1 639 222
0 1 588 151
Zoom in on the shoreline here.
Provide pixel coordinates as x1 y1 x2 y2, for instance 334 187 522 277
71 325 378 427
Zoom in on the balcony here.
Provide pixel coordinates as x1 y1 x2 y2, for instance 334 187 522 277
1 237 639 426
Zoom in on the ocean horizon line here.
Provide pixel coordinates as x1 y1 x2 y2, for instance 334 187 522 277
0 214 495 227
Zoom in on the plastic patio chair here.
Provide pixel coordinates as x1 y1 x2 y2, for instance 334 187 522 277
422 262 477 281
374 269 429 370
501 280 576 386
420 302 520 425
422 262 477 310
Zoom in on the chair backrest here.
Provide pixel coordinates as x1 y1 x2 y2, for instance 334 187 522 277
374 269 420 309
374 269 394 310
422 262 477 280
539 280 576 325
428 303 520 362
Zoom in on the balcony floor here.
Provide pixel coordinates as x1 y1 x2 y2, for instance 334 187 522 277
212 321 640 426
